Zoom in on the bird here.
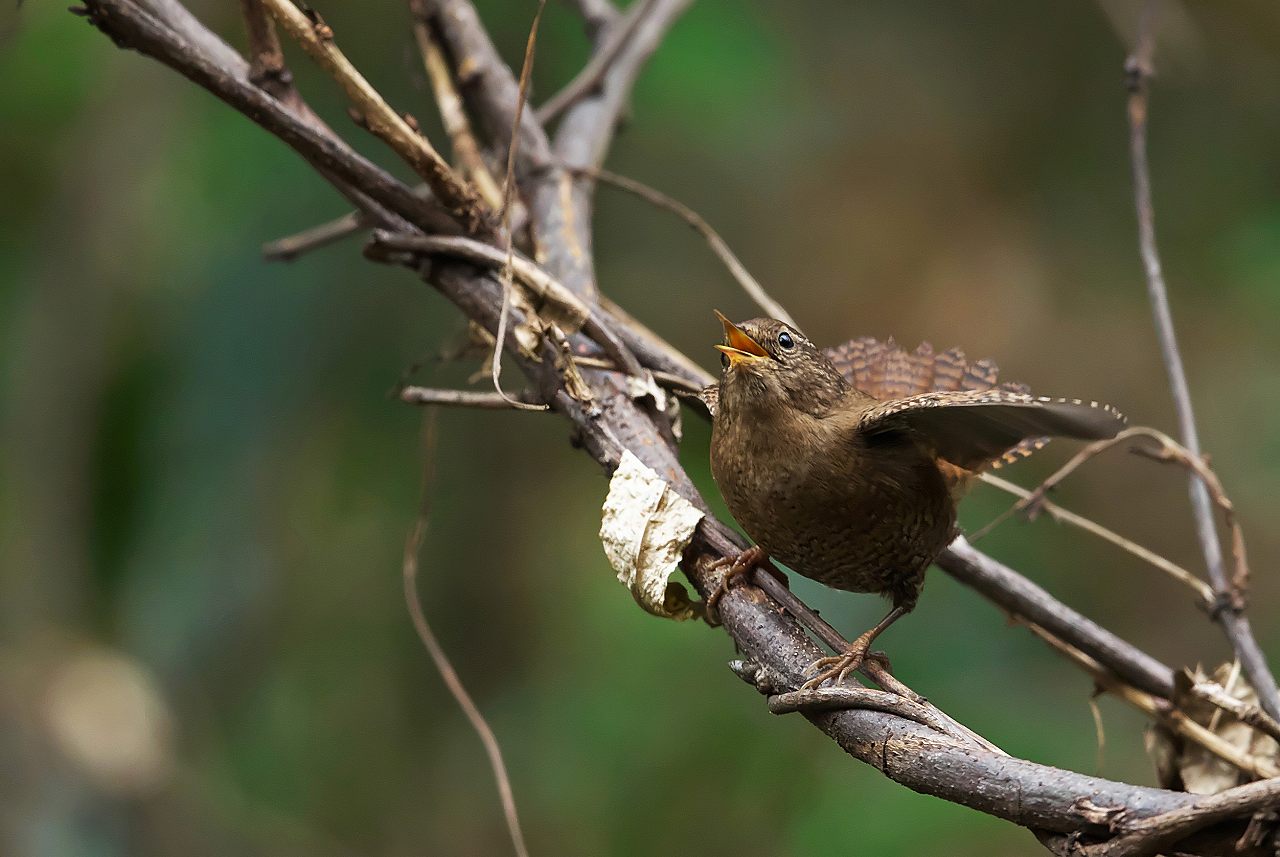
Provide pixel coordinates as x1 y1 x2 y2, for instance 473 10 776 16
704 311 1126 688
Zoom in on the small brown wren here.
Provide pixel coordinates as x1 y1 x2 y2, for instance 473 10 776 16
704 311 1125 688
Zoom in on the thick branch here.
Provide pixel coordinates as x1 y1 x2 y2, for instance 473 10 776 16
530 0 692 299
415 0 553 172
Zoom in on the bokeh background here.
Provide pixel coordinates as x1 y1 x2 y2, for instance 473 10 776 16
3 1 1280 854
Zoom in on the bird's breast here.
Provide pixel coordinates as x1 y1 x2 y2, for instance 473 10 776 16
710 409 955 596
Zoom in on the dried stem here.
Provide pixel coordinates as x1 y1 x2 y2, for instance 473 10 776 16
262 209 362 261
999 427 1249 615
411 9 503 209
573 165 798 326
1026 622 1280 781
489 0 550 411
975 472 1215 606
1179 673 1280 745
1124 0 1280 721
403 413 530 857
366 231 642 380
400 385 545 408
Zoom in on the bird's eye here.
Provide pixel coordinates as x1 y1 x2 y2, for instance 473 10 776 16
778 331 795 350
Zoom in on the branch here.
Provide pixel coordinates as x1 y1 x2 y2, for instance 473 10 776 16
535 0 650 124
530 0 693 299
976 472 1216 606
1124 0 1280 721
411 12 503 209
260 0 492 236
399 385 545 408
416 0 553 173
938 538 1176 699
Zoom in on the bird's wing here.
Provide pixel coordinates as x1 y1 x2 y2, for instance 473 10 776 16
855 390 1126 472
696 384 719 418
824 337 1045 467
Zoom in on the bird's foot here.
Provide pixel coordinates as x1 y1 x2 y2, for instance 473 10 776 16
703 545 769 626
801 643 869 690
801 624 886 689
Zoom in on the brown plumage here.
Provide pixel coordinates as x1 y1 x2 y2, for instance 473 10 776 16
705 313 1125 687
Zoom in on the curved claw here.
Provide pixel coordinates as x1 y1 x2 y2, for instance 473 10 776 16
801 646 868 690
703 545 768 625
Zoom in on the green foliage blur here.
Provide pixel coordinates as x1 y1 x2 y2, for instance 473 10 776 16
3 1 1280 854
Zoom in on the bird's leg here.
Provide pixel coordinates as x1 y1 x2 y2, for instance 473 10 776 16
703 545 769 625
802 605 909 689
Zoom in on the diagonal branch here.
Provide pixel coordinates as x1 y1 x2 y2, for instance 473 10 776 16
1124 0 1280 721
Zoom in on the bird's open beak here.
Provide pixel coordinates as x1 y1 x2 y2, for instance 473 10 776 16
714 310 769 367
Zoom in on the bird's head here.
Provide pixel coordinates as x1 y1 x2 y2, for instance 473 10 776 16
713 311 848 418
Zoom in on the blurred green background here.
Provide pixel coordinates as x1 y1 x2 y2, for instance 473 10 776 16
3 1 1280 854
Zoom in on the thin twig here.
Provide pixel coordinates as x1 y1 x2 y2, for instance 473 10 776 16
490 0 550 411
367 231 642 381
980 427 1248 615
1179 671 1280 745
261 0 492 236
410 6 503 209
569 356 702 393
262 210 362 261
403 412 530 857
1124 0 1280 722
1027 622 1280 780
400 385 546 408
535 0 651 124
974 472 1215 606
571 165 798 326
767 686 960 739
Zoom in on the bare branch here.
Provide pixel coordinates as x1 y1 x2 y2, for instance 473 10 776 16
262 209 362 261
416 0 553 171
80 0 454 234
400 386 545 408
1124 0 1280 721
412 13 503 209
938 537 1176 699
261 0 492 236
975 472 1216 606
531 0 693 299
535 0 651 125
